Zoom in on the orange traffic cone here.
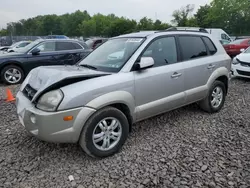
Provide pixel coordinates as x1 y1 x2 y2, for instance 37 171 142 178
5 88 15 102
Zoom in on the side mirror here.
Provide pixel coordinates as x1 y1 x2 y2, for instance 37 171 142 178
240 48 245 53
31 48 40 55
135 57 154 70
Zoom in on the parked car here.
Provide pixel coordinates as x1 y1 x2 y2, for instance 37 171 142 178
7 41 32 52
16 30 231 158
0 41 32 52
85 37 108 49
223 38 250 57
47 35 69 39
0 39 92 84
206 28 232 43
234 36 250 40
231 46 250 78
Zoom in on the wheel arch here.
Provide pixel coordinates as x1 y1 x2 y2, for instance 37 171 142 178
85 91 136 132
207 67 229 93
0 61 25 75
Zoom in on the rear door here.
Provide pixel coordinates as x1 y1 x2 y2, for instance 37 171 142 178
178 35 217 103
55 41 83 65
72 42 90 61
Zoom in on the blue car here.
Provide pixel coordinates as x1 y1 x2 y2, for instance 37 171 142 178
47 35 69 39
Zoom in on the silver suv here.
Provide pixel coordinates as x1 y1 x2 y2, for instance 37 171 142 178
16 30 232 158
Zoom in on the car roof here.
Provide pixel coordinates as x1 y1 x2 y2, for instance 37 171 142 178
113 30 211 39
37 39 82 42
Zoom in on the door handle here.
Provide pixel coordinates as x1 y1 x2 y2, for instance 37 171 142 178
171 72 182 78
207 64 215 69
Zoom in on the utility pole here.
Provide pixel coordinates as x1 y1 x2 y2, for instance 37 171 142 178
155 12 158 21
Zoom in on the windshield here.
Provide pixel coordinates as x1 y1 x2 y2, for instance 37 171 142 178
79 37 145 72
244 47 250 53
10 41 22 48
15 40 42 53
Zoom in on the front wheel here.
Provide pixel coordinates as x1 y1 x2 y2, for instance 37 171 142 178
1 65 24 85
199 80 226 113
79 107 129 158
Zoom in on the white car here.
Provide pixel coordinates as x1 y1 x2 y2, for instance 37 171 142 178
7 41 31 52
231 47 250 78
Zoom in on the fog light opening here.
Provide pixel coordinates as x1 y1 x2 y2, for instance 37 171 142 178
30 114 36 124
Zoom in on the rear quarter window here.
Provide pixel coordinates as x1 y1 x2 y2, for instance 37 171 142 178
72 42 84 49
202 37 217 55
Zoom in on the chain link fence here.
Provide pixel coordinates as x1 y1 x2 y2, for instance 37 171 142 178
0 36 47 46
0 35 107 46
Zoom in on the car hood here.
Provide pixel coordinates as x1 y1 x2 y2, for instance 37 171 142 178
236 53 250 63
0 46 10 49
23 65 110 101
0 51 24 57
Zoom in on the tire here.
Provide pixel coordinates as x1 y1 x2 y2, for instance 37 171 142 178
79 107 129 158
1 65 24 85
199 80 226 113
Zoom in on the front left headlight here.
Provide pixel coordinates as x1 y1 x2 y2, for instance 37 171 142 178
36 89 64 112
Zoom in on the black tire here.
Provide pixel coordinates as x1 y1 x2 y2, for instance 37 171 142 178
1 65 24 85
199 80 226 113
79 106 129 158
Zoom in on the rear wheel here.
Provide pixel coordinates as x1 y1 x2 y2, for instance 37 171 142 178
1 65 24 85
79 107 129 158
199 80 226 113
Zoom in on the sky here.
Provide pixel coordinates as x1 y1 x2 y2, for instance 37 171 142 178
0 0 211 28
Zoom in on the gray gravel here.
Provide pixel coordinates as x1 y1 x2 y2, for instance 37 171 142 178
1 78 250 188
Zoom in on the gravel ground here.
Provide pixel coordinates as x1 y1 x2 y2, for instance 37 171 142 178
1 78 250 188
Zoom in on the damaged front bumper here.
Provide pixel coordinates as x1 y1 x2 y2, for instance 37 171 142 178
16 91 96 143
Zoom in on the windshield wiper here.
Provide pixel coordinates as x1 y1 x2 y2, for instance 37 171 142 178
79 64 97 70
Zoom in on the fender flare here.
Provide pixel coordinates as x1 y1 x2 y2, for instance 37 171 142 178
207 67 229 87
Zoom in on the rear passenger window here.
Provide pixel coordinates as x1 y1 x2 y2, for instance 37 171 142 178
202 37 217 55
179 36 208 61
56 42 75 51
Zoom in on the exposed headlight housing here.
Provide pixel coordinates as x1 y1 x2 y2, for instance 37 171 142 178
20 73 31 91
36 90 64 112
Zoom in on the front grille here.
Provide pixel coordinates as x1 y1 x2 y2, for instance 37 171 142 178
237 58 250 67
236 70 250 77
240 63 250 67
23 84 37 100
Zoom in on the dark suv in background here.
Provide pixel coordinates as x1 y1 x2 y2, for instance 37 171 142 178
85 37 108 49
0 39 92 85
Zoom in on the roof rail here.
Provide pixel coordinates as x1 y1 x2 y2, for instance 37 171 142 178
163 27 208 33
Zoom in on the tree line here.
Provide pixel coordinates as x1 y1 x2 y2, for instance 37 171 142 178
0 0 249 37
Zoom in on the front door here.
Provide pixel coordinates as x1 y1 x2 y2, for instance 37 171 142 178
134 36 186 121
26 41 58 72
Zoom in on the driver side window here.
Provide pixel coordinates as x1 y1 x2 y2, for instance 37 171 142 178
142 37 178 67
36 42 56 52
